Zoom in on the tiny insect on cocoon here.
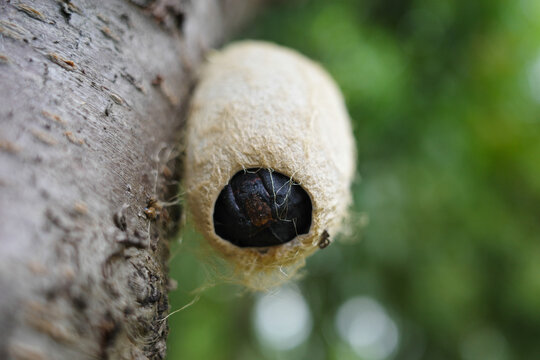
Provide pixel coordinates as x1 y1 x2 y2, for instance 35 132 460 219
184 41 356 289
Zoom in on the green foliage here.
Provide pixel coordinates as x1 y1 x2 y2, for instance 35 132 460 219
168 0 540 358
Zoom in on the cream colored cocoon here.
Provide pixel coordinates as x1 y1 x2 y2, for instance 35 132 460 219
184 41 355 288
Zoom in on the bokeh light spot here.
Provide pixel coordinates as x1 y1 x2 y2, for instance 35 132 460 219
336 296 399 360
528 53 540 104
253 286 312 351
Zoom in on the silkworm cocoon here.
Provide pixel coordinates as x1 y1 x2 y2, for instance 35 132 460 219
184 41 355 289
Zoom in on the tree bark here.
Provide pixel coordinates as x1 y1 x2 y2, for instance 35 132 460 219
0 1 264 359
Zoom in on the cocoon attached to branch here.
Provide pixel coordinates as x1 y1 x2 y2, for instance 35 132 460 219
184 41 355 289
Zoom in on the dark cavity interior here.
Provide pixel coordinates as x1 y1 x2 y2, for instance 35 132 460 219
213 168 312 248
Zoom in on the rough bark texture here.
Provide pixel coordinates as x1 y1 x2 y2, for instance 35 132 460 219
0 1 263 359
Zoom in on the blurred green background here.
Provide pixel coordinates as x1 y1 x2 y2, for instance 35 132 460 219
167 0 540 359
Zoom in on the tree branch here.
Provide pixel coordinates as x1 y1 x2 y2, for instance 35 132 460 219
0 0 264 358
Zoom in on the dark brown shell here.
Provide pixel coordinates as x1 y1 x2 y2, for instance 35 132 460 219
213 168 312 247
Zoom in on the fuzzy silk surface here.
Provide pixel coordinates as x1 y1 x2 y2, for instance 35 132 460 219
184 41 356 289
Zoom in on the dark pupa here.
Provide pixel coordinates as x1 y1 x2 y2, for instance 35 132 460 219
213 168 312 248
